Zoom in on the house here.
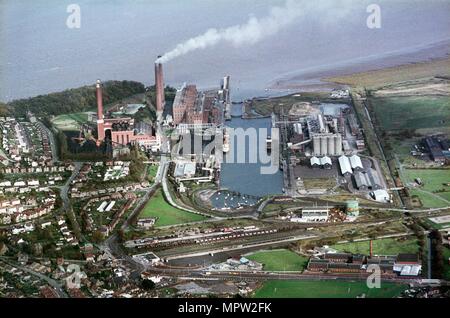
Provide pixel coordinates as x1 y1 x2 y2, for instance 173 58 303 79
328 263 361 273
307 259 329 272
323 253 352 263
352 254 366 264
137 218 156 229
394 253 421 276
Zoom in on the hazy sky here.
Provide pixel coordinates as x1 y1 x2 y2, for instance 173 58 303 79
1 0 449 101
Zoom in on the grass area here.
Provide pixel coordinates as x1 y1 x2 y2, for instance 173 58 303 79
325 57 450 88
147 164 158 182
253 280 407 298
410 190 448 208
403 169 450 208
246 249 309 272
52 112 90 131
139 189 207 227
303 178 336 190
251 92 342 116
331 237 419 256
371 96 450 132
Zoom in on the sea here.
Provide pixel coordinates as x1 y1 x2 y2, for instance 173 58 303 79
1 0 450 102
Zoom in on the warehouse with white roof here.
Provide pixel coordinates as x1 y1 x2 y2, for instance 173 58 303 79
338 155 352 176
349 155 363 171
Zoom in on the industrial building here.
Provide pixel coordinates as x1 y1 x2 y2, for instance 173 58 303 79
349 155 363 171
310 156 332 169
311 133 343 156
95 80 159 150
353 169 382 191
306 113 343 156
394 254 422 276
371 189 390 202
354 171 371 190
171 76 230 126
174 162 197 178
307 252 421 276
338 155 352 176
345 200 359 217
291 207 329 222
423 136 449 162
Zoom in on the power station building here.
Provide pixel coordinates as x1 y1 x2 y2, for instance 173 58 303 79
95 80 160 150
172 76 230 126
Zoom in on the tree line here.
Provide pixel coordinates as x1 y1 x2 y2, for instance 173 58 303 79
6 80 146 117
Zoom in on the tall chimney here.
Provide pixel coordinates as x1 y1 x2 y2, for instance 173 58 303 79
155 57 165 114
96 79 105 142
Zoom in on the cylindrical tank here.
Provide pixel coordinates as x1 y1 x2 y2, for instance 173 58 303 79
335 134 342 156
318 114 325 133
313 135 321 156
328 135 335 156
346 200 359 217
320 135 327 156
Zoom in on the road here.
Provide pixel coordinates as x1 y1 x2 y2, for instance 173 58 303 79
36 119 59 163
353 90 405 207
101 146 170 276
58 161 84 241
160 161 215 218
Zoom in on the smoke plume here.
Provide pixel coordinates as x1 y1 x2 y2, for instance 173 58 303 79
156 0 352 64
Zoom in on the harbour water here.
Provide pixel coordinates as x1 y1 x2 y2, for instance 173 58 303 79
219 102 284 199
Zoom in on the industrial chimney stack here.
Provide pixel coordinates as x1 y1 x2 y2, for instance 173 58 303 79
155 57 165 115
96 79 105 142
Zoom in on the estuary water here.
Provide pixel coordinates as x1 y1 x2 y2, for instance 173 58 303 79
1 0 450 101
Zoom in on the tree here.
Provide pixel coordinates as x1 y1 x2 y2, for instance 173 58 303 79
91 230 104 244
429 230 444 279
117 229 125 243
141 279 155 290
7 80 145 117
0 102 9 116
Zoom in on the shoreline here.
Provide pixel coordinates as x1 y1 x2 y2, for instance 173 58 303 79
270 39 450 90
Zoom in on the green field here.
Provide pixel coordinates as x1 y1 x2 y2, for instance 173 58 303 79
253 280 407 298
139 189 207 227
372 96 450 133
52 112 90 131
147 164 159 182
403 169 450 208
246 249 309 272
331 237 419 256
